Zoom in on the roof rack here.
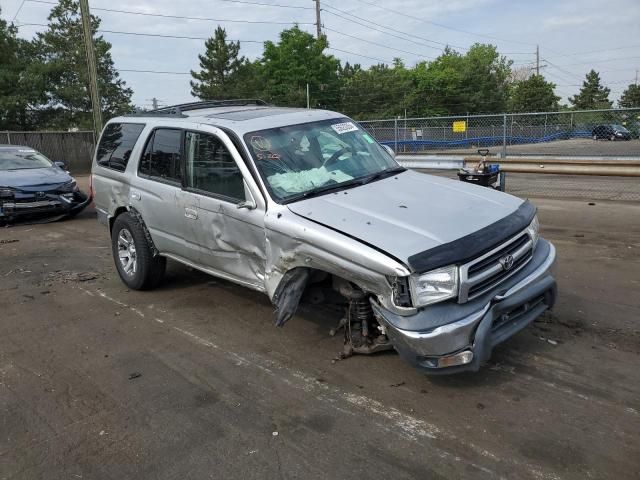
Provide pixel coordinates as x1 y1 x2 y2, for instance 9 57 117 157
152 99 269 115
123 99 270 118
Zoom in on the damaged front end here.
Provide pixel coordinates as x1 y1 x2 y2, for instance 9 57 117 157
272 267 394 359
0 183 91 225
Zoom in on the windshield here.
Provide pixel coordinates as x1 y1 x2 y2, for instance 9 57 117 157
0 149 53 170
612 124 630 133
244 118 401 202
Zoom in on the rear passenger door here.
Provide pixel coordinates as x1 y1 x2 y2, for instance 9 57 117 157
132 128 188 257
181 129 266 289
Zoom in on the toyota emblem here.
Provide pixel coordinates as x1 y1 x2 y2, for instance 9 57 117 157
499 254 515 271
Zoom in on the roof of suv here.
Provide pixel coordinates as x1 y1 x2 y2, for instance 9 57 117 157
114 102 346 135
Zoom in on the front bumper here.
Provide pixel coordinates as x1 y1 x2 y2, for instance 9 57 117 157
372 239 557 374
0 190 91 223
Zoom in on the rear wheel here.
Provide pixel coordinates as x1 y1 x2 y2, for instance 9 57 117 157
111 212 166 290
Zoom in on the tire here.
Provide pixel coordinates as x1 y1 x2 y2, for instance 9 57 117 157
111 212 166 290
592 134 598 141
610 134 615 141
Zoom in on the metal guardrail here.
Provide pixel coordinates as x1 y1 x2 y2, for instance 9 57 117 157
396 155 640 177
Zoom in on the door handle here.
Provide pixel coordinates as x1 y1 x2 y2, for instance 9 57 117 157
184 207 198 219
131 191 141 201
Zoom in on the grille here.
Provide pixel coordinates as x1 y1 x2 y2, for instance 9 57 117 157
459 231 533 303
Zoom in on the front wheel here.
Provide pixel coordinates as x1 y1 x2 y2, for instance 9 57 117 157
111 212 166 290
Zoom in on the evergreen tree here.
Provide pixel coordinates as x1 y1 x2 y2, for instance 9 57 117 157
0 10 44 129
508 75 560 112
618 84 640 108
34 0 132 129
190 26 246 100
569 70 612 110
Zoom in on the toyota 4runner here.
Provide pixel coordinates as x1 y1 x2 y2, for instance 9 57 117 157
91 100 556 374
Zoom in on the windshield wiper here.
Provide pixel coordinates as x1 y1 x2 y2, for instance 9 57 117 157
282 167 406 204
358 166 406 186
282 178 364 204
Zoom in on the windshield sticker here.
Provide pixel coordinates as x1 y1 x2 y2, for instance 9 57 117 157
250 135 271 151
362 133 375 144
331 122 358 135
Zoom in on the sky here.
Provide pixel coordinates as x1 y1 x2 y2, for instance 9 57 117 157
2 0 639 109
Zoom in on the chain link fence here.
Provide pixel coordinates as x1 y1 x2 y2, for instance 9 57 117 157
1 131 95 174
359 108 640 158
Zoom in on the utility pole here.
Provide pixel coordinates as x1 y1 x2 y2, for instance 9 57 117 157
536 45 540 76
306 83 310 109
314 0 322 39
79 0 102 137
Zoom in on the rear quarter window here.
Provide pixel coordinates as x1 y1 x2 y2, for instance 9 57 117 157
96 123 145 171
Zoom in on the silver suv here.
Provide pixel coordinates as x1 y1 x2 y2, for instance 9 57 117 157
91 100 556 374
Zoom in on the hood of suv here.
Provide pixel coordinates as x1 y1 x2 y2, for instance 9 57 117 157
287 170 525 269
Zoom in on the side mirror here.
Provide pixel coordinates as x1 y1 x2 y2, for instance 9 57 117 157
382 144 396 159
54 161 67 170
237 180 257 210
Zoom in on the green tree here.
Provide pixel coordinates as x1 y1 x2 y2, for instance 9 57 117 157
261 27 340 107
34 0 132 129
618 84 640 108
569 70 612 110
0 10 44 129
338 60 412 119
460 44 512 114
508 74 560 112
190 26 248 100
404 44 511 116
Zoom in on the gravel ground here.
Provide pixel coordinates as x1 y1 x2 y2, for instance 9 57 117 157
1 177 639 479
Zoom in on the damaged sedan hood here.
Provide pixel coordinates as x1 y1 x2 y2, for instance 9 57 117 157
1 167 71 190
287 170 526 271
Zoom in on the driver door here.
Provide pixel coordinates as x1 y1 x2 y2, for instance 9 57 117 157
180 129 267 290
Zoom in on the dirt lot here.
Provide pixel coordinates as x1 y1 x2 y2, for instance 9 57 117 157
1 177 639 479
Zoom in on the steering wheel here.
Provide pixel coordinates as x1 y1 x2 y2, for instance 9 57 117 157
323 146 352 168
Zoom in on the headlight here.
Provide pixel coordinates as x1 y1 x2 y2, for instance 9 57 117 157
527 215 539 249
410 265 459 307
59 180 77 192
0 188 15 199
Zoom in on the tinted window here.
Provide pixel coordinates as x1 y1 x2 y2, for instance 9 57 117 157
185 131 245 201
139 129 183 183
96 123 145 171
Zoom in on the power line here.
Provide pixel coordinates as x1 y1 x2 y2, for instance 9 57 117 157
323 5 459 51
16 23 267 43
548 55 640 68
326 47 393 64
350 0 536 47
120 68 191 75
203 0 313 9
26 0 313 25
323 26 435 60
11 0 28 21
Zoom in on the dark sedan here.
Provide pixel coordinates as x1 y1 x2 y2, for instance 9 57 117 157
592 124 632 141
0 145 91 224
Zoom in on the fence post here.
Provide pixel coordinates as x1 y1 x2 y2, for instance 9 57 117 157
6 132 10 144
394 117 398 154
502 114 507 158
